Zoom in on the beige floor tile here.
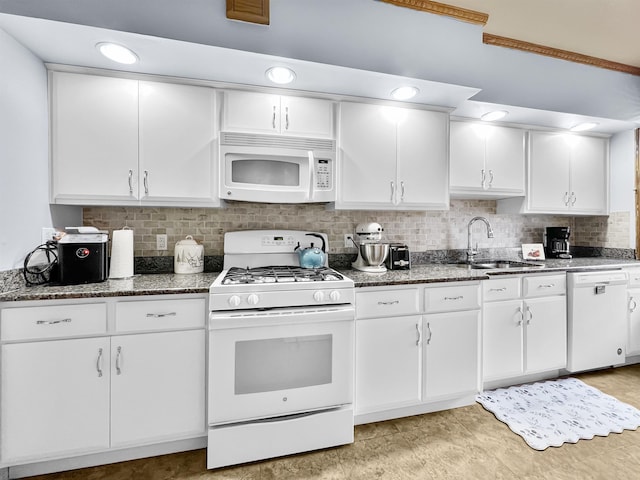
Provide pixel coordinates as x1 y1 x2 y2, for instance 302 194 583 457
259 449 345 480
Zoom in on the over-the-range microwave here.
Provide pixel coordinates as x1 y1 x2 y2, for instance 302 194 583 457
219 132 336 204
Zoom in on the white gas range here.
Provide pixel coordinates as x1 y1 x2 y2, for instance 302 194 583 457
206 230 355 469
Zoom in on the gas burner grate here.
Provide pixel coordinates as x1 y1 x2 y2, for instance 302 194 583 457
222 266 343 285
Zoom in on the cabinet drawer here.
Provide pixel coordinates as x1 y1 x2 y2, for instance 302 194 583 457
115 298 205 332
523 275 566 297
424 283 480 313
482 277 521 302
1 303 107 341
627 268 640 287
356 288 419 319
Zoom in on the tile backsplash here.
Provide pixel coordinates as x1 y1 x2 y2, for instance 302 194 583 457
83 200 633 257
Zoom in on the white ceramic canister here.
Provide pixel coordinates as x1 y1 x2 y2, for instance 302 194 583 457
174 235 204 274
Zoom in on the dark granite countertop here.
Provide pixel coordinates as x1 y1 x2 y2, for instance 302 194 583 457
0 272 220 302
340 258 640 287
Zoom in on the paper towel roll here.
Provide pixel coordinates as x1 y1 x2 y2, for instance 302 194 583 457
109 228 134 279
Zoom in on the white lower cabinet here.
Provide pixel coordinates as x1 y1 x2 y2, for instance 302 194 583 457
482 275 567 382
0 296 206 466
355 282 480 419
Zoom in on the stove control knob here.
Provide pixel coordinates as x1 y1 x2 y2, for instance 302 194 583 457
330 290 341 302
228 295 241 307
247 294 260 306
313 291 325 302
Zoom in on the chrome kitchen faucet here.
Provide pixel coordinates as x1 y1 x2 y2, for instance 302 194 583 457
467 217 494 263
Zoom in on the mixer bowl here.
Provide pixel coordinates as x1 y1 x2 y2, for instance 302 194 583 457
359 243 390 266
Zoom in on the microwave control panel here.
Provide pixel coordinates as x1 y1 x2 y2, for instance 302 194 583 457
315 158 332 190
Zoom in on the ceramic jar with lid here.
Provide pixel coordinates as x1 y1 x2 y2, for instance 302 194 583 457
174 235 204 274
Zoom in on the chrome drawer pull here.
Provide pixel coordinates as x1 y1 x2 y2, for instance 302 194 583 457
96 348 104 377
489 287 507 292
525 305 533 325
145 312 177 318
426 322 432 345
116 346 123 375
378 300 399 306
36 318 72 325
415 323 421 346
516 306 524 326
538 284 555 288
444 296 463 301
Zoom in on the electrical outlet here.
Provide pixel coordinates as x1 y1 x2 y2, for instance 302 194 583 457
156 234 168 250
344 234 355 248
41 227 57 244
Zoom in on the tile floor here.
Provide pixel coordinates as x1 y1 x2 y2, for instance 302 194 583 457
26 364 640 480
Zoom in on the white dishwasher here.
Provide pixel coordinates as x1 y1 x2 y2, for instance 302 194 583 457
567 270 628 372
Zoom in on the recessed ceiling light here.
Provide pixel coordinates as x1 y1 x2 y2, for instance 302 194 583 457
266 66 296 85
96 42 138 65
391 86 419 101
480 110 508 122
570 122 599 132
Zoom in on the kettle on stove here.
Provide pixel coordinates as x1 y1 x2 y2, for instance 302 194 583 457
294 233 327 269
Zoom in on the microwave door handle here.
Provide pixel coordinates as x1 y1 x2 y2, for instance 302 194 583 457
307 151 315 201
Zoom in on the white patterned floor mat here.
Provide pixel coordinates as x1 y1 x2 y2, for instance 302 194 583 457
476 377 640 450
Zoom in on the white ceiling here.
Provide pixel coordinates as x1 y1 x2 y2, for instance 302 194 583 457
444 0 640 68
0 0 638 134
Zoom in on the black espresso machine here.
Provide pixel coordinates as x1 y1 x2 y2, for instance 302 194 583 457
23 228 109 286
543 226 572 259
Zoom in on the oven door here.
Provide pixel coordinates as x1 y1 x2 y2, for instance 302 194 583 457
208 306 354 425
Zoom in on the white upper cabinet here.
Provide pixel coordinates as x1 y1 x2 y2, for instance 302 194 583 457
498 130 609 215
450 121 525 198
222 90 334 138
50 72 219 207
51 73 139 203
337 102 449 210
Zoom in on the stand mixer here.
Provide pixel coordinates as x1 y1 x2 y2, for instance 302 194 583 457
351 222 389 273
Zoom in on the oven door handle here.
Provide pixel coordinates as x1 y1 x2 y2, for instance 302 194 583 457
209 305 355 329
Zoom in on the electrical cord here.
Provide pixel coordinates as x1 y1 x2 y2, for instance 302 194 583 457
23 241 59 286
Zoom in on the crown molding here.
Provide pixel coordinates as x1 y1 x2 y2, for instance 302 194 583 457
483 33 640 76
380 0 488 25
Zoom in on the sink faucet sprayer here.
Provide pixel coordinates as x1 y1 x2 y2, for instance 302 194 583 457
467 217 494 264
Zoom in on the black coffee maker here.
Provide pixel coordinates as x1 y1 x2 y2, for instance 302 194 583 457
544 227 572 259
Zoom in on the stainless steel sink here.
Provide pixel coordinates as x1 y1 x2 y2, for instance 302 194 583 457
469 260 545 270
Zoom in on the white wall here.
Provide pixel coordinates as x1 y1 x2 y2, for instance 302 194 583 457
609 129 637 249
0 28 80 271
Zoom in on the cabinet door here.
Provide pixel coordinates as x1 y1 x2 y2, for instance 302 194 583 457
222 90 280 134
111 330 206 446
449 121 485 191
482 300 524 381
51 72 139 204
485 126 525 194
569 135 608 214
527 131 571 212
338 102 397 208
424 310 479 401
524 297 567 373
355 316 422 414
396 109 449 209
1 337 110 462
280 96 334 138
628 289 640 355
139 81 218 206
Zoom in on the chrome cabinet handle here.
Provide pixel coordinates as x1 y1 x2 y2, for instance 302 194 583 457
516 306 524 326
525 305 533 325
128 169 133 195
143 170 149 194
115 346 122 375
390 181 395 202
489 287 507 292
36 318 72 325
538 284 555 289
570 192 576 206
378 300 399 306
96 348 103 378
481 169 486 189
564 192 570 205
400 181 405 201
272 105 277 129
426 322 432 345
415 323 422 346
285 106 289 130
145 312 177 318
444 296 463 301
630 296 637 313
488 170 494 188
